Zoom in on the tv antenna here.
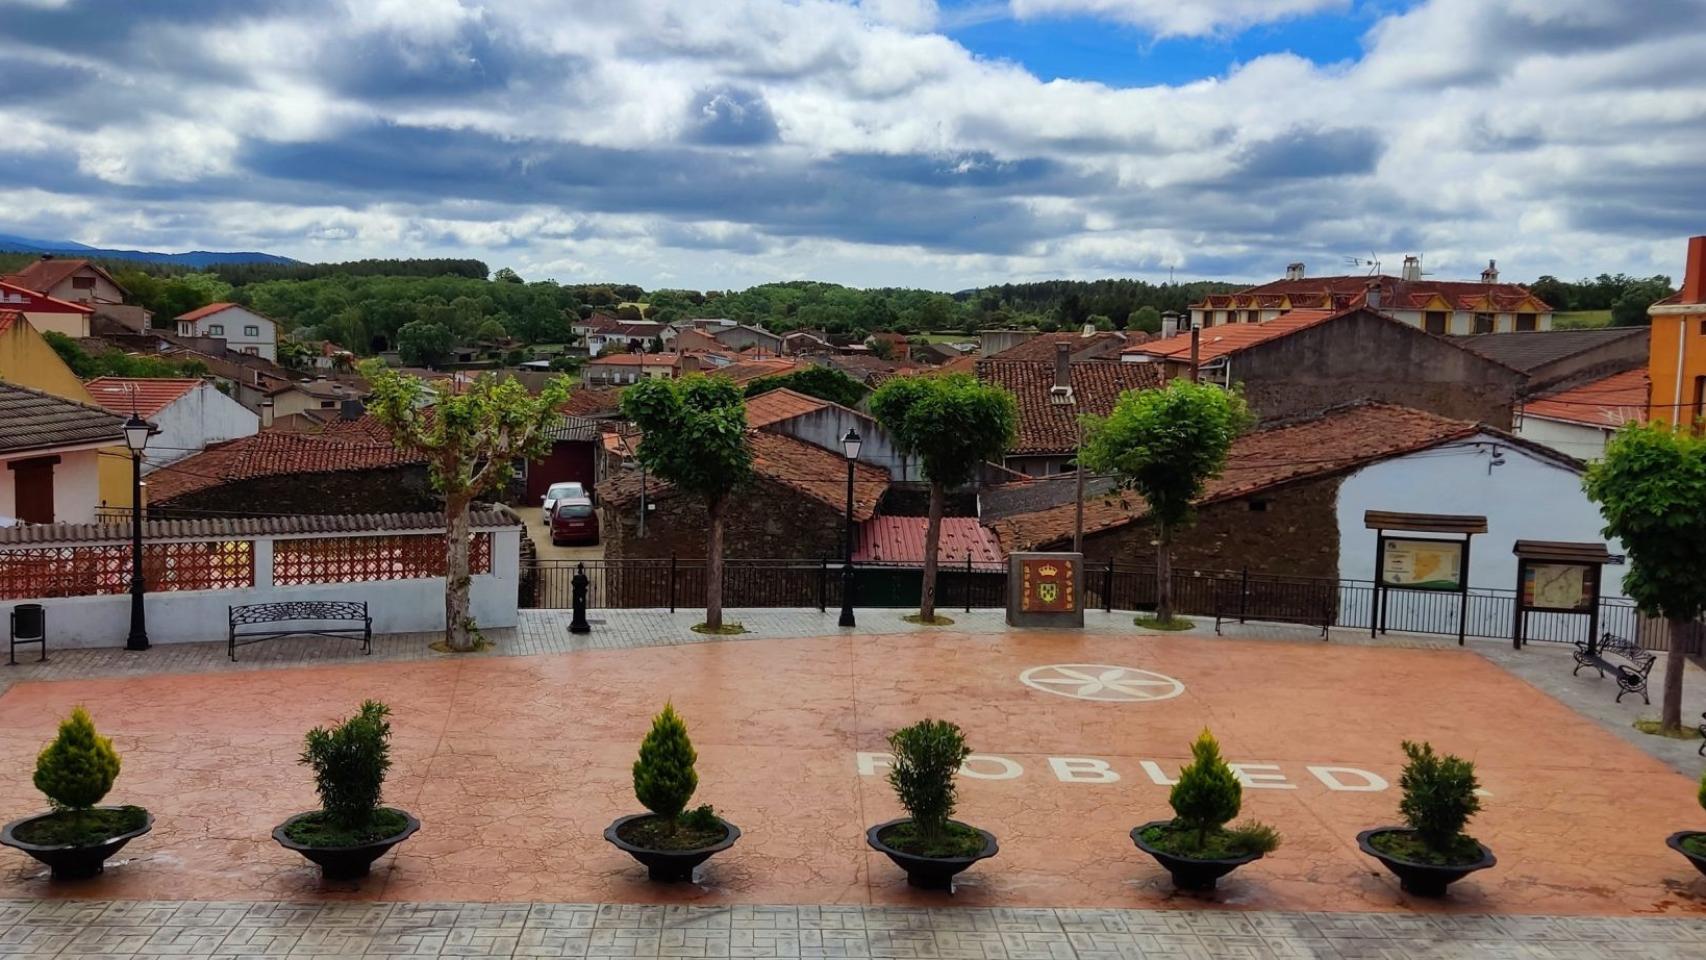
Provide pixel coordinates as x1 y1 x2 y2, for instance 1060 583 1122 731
1341 252 1382 276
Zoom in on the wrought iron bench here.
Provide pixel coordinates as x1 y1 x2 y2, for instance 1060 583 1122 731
1696 713 1706 757
1571 632 1654 704
228 601 372 662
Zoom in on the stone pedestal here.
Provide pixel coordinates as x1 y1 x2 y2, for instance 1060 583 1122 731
1006 552 1084 628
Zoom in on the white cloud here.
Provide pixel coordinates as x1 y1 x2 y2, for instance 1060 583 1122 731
1008 0 1348 37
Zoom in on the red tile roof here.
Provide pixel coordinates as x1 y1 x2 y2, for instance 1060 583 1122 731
144 416 421 504
975 360 1162 456
83 378 202 418
716 357 811 384
987 331 1139 361
854 516 1004 570
989 403 1490 550
1122 309 1339 362
1521 369 1650 429
560 386 626 417
598 431 888 519
1 258 125 298
586 352 679 366
745 387 831 428
1194 274 1551 313
0 279 94 314
175 302 241 323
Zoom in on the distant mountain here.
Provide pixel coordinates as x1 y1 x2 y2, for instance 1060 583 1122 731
0 233 296 267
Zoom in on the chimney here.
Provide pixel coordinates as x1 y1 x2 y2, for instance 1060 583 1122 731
339 398 364 421
1285 262 1305 281
1682 235 1706 304
1481 259 1499 283
1161 312 1179 339
1401 255 1422 282
259 399 274 429
1053 341 1071 392
1364 279 1382 309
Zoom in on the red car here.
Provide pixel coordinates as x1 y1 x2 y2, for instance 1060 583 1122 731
550 498 600 546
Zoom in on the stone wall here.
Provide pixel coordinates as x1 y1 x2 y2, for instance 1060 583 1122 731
602 477 849 562
158 465 436 517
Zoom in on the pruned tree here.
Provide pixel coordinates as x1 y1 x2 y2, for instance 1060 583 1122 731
1584 423 1706 731
870 374 1016 622
1080 379 1248 624
620 376 752 630
362 361 572 651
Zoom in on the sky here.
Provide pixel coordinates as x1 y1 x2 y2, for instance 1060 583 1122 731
1 0 1702 292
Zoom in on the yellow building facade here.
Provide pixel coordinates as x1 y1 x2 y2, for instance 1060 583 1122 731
0 313 134 509
1648 236 1706 431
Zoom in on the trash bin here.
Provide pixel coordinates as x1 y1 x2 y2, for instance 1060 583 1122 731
10 603 45 664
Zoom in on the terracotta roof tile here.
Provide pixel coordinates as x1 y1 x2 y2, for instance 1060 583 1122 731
560 386 626 417
987 331 1138 362
1122 309 1340 362
744 387 831 428
976 360 1161 456
1521 369 1650 428
1 258 125 298
989 403 1484 550
175 302 240 322
144 416 422 504
83 378 202 418
1195 274 1553 313
598 431 887 519
853 516 1004 570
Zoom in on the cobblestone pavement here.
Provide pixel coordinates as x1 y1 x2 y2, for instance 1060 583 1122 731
4 899 1705 959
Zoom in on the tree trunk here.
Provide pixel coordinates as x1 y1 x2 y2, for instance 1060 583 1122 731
444 497 474 651
1154 522 1173 624
919 482 945 621
705 496 725 630
1661 617 1688 732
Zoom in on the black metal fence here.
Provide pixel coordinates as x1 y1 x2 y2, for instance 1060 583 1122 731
522 557 1698 654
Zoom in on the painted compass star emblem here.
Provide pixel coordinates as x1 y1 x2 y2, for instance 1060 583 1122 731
1019 664 1185 703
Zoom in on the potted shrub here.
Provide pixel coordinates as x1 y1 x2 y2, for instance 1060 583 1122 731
865 718 997 891
1357 740 1496 896
273 700 419 880
1 707 151 880
1130 730 1280 890
1665 768 1706 876
604 703 740 881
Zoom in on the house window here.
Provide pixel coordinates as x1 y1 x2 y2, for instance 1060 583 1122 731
1472 313 1494 334
1424 311 1448 334
1248 499 1270 513
244 325 260 337
243 346 259 355
321 399 339 409
7 455 57 524
209 324 225 336
72 276 95 290
1516 314 1537 332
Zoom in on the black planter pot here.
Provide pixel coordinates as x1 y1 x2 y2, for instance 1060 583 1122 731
273 809 420 880
1666 831 1706 877
0 806 153 880
865 818 998 891
1129 819 1262 891
1356 827 1495 897
605 813 741 882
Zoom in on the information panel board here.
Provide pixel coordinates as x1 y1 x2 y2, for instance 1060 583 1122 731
1379 537 1465 591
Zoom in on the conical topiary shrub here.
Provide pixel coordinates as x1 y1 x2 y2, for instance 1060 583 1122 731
1 706 152 879
1357 740 1495 896
633 703 699 824
608 703 738 880
1131 729 1279 890
35 706 120 812
1169 730 1242 849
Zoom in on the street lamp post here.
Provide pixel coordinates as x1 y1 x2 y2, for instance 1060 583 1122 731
121 414 153 652
839 427 862 627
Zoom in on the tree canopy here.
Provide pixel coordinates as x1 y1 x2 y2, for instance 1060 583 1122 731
621 376 752 504
1080 380 1249 532
742 366 868 408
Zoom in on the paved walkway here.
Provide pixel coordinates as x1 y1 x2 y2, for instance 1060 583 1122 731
3 900 1705 959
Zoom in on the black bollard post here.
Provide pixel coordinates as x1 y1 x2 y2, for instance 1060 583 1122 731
569 562 592 634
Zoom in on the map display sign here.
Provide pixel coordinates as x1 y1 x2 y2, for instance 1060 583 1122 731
1522 562 1596 612
1379 538 1465 591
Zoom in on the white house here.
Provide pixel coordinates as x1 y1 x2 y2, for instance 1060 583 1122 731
175 302 278 361
1515 368 1648 462
83 378 259 473
0 382 126 525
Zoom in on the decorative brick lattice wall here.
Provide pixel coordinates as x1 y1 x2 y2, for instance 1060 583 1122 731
272 534 492 585
0 542 255 600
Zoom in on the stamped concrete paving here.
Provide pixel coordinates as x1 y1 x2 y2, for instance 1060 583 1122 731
5 900 1706 959
1 627 1704 919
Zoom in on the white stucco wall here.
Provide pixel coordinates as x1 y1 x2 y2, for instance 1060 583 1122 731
6 527 521 648
1515 415 1612 462
143 383 261 473
181 306 277 361
0 447 104 524
766 407 922 482
1335 433 1624 640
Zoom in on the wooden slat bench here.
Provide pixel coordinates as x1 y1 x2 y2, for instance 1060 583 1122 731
228 601 372 662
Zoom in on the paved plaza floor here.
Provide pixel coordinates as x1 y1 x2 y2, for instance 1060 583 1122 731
0 615 1703 932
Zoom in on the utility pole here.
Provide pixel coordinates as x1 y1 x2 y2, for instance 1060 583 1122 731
1189 315 1202 384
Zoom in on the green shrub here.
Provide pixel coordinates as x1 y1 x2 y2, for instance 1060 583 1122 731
633 703 698 822
1226 820 1282 855
1397 740 1481 851
886 719 971 842
1169 730 1241 847
34 707 121 811
300 701 393 828
1698 767 1706 812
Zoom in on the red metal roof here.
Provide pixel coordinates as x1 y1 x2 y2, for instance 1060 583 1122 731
1122 309 1339 362
0 279 94 314
83 377 202 418
1521 369 1650 429
854 516 1005 570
